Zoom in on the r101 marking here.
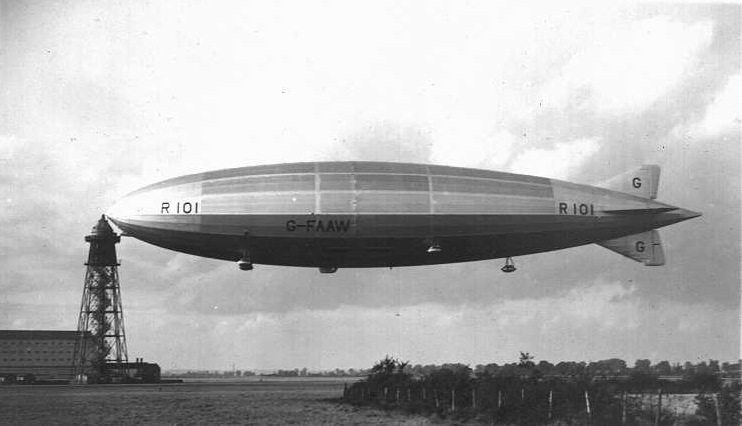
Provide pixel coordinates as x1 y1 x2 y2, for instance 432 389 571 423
161 201 199 214
558 202 594 216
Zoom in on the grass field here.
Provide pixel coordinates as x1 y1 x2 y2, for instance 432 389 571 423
0 379 436 426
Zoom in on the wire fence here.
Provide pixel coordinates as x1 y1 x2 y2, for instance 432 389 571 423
342 376 740 425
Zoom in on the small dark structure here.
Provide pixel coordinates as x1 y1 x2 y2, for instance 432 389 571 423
104 358 161 384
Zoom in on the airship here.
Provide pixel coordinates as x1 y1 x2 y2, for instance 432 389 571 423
106 161 700 273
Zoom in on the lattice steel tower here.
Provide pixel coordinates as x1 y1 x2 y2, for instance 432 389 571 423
72 215 128 382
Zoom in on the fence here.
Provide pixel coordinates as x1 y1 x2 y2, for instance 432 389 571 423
342 377 739 426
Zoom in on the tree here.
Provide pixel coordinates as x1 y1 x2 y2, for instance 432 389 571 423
630 360 658 387
605 358 627 373
497 363 517 378
653 360 672 375
518 352 535 368
695 383 740 426
370 355 408 376
537 360 554 376
482 363 500 376
634 359 651 372
695 361 710 375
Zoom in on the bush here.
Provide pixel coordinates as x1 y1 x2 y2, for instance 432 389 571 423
344 357 735 425
695 382 741 426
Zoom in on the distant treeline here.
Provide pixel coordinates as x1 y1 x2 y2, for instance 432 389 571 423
342 355 741 425
162 368 369 378
164 356 741 381
414 355 740 382
162 370 257 378
267 368 367 377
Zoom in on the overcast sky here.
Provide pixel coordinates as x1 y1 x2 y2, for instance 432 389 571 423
1 2 739 371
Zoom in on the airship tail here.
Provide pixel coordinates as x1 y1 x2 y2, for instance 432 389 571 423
601 164 661 199
597 229 665 266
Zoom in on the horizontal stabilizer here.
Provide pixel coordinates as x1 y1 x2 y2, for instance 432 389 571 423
603 207 678 215
597 230 665 266
602 165 660 199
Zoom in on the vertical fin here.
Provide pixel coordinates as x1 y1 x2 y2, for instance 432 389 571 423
597 230 665 266
602 165 660 199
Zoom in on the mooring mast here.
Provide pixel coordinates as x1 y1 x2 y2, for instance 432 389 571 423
72 215 128 382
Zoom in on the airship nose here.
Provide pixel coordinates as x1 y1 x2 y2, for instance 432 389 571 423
654 206 701 229
677 208 702 221
106 197 128 222
106 192 142 224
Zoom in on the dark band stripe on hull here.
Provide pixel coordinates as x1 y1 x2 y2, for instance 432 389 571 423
431 176 552 197
115 213 615 238
432 194 555 214
197 191 555 215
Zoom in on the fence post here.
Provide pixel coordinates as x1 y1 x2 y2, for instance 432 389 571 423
407 387 411 402
422 386 426 401
654 388 662 426
520 388 525 423
714 393 722 426
621 391 627 426
472 388 476 409
384 387 388 403
492 390 500 426
584 390 591 424
434 389 440 408
396 388 400 405
548 388 553 421
451 389 456 412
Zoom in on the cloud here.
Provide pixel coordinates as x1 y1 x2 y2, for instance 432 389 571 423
117 281 738 369
0 2 738 370
539 16 714 116
684 73 742 138
432 129 517 170
329 121 434 163
509 138 600 179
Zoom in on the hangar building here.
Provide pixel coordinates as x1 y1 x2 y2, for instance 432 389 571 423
0 330 93 382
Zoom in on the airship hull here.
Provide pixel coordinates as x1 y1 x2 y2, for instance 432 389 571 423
107 161 699 268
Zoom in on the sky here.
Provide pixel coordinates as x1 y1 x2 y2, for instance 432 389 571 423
0 1 739 371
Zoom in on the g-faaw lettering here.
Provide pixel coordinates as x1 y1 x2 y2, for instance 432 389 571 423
286 219 351 232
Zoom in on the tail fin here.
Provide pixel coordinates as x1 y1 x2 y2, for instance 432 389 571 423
597 230 665 266
602 165 660 199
